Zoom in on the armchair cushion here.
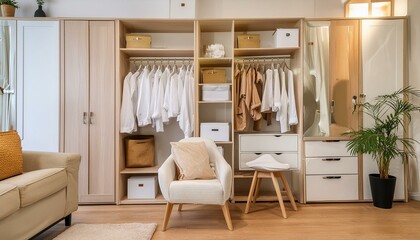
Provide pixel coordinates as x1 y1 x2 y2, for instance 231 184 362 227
171 142 216 180
169 179 224 205
0 130 23 180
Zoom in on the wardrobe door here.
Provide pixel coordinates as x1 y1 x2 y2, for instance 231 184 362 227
362 19 405 200
88 21 115 202
329 20 359 136
17 21 59 151
63 21 90 202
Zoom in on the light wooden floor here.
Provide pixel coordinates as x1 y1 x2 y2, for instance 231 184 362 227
33 201 420 240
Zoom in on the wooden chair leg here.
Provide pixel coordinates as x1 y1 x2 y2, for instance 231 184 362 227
178 204 183 212
162 202 173 231
253 178 262 203
279 172 298 211
245 171 259 214
221 202 233 231
270 172 287 219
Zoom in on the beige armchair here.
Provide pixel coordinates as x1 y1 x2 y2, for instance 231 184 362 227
158 137 233 231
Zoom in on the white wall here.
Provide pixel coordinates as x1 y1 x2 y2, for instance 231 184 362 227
408 0 420 201
12 0 170 18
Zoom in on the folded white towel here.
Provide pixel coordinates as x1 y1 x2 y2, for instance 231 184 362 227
246 154 290 171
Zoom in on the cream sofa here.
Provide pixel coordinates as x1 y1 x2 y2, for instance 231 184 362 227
0 151 80 240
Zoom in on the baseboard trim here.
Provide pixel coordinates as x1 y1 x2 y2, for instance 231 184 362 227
409 192 420 201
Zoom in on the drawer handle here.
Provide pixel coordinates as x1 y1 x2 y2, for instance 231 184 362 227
274 135 281 138
322 158 341 161
323 176 342 180
275 153 283 155
254 153 262 155
138 184 144 187
211 129 219 131
322 140 340 142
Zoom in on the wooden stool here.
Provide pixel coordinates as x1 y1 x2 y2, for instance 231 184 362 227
244 170 298 218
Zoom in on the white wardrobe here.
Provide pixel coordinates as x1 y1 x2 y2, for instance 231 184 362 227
16 21 60 152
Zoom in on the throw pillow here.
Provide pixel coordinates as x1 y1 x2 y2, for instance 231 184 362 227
0 130 23 180
170 142 216 180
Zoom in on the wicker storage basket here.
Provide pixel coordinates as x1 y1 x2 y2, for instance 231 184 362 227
126 34 151 48
124 135 155 168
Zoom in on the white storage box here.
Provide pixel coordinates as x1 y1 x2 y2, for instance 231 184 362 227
200 122 230 141
127 176 157 199
202 84 230 101
274 28 299 48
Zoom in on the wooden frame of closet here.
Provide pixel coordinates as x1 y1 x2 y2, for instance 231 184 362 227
114 18 306 205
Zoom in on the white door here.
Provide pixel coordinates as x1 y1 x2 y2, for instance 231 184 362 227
16 21 59 152
0 20 17 132
361 19 405 200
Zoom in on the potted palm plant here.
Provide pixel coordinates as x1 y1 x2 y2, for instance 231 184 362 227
0 0 18 17
345 87 420 209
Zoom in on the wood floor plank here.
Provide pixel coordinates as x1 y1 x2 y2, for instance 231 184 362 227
32 201 420 240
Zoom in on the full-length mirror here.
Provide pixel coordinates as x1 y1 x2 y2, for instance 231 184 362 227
0 20 16 132
304 20 359 137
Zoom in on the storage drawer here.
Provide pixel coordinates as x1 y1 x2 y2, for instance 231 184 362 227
240 134 298 152
306 157 358 175
305 141 353 157
202 84 231 101
202 69 226 83
239 153 298 170
306 175 358 201
200 122 230 141
237 34 260 48
128 176 157 199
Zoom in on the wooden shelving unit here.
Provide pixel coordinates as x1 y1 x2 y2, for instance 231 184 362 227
198 57 232 67
120 166 160 174
119 194 166 205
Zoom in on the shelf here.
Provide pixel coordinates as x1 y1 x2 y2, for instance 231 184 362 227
198 58 232 67
234 171 255 178
119 194 166 205
120 48 194 57
120 166 160 174
214 141 233 145
198 83 232 86
198 100 232 104
234 47 299 57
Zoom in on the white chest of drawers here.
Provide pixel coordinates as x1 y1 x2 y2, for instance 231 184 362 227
305 141 359 202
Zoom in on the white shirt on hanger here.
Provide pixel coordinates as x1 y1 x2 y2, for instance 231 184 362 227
288 69 298 126
120 72 136 133
273 67 281 112
137 67 153 127
261 68 274 112
177 66 186 122
277 68 289 133
179 66 195 138
150 67 162 129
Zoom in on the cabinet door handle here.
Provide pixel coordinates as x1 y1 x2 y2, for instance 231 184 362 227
254 153 262 155
89 112 94 124
83 112 88 124
323 176 342 179
274 135 281 138
275 153 283 155
322 140 340 142
322 158 341 161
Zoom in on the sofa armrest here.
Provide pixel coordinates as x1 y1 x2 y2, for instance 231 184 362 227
22 151 81 215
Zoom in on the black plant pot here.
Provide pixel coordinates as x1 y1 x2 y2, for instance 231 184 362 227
369 173 396 209
34 5 46 17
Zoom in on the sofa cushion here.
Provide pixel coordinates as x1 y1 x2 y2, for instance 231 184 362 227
0 130 23 180
169 179 224 205
2 168 67 207
0 183 20 220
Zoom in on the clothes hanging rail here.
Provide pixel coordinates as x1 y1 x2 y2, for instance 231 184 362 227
235 55 292 63
129 57 194 62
